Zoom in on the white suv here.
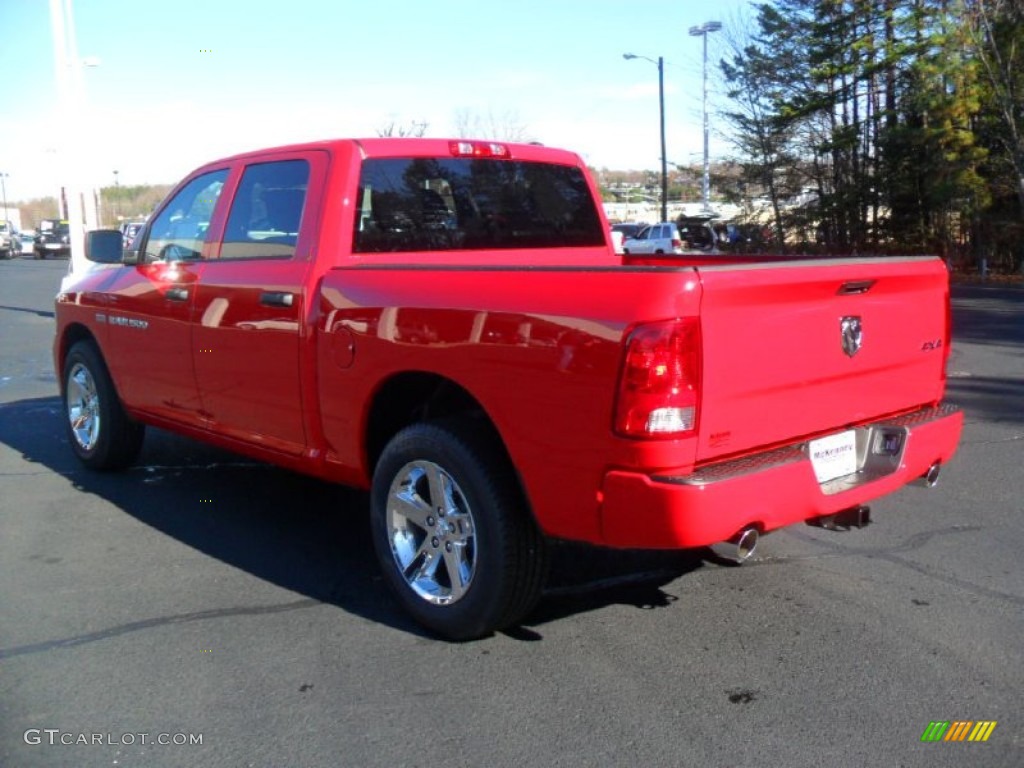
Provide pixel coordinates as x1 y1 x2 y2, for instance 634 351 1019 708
621 222 682 255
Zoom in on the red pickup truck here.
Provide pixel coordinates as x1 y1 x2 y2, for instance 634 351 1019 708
54 138 963 639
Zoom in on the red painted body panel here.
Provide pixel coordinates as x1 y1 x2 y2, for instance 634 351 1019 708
53 137 963 551
100 261 208 425
693 257 950 462
316 265 704 542
190 149 330 456
192 259 310 454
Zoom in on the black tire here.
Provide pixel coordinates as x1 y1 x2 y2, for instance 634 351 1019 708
62 340 145 470
370 420 548 640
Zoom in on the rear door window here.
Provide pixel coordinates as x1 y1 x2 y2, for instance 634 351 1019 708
220 160 310 260
354 158 604 253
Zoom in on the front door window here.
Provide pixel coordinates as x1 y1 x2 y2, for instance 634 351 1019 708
143 170 228 262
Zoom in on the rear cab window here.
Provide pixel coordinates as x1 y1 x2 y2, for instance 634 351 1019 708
353 157 605 253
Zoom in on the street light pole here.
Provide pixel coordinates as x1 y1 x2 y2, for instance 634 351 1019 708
689 21 722 214
623 53 668 222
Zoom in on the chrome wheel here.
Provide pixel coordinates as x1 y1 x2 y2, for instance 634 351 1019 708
62 341 144 469
371 421 548 639
386 460 477 605
67 361 101 451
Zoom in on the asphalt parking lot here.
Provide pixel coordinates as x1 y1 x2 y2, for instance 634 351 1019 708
1 254 1021 767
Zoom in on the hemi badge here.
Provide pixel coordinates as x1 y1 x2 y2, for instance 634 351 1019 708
95 313 107 324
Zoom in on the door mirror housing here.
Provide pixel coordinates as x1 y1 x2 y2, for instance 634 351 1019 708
84 229 124 264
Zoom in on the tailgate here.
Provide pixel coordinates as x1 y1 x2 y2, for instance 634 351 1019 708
694 256 949 463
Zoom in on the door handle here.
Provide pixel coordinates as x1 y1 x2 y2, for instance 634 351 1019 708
166 287 189 302
260 291 294 308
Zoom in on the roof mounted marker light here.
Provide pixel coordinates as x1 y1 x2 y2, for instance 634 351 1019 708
448 141 511 158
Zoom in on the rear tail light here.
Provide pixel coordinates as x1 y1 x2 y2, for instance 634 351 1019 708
449 141 511 158
672 237 682 251
614 318 701 439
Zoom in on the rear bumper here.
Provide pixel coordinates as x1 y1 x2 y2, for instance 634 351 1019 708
598 404 963 549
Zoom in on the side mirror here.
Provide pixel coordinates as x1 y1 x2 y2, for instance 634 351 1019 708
84 229 124 264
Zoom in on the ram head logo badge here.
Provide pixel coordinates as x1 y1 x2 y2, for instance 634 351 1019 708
841 316 863 357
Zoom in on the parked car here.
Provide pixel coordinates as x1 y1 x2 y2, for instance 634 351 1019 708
609 228 623 254
715 222 772 252
611 222 644 240
676 217 719 253
120 220 147 248
34 219 71 259
20 231 36 255
621 222 682 254
0 221 18 259
609 222 645 254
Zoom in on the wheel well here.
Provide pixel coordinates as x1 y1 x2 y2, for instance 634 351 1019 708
57 324 99 383
365 373 499 473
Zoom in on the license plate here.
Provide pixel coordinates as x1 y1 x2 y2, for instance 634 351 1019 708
809 430 858 483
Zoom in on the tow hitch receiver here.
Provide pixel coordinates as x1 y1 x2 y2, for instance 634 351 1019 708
807 506 871 531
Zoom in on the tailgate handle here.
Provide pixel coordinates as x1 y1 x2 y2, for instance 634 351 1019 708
165 287 189 302
260 291 294 308
838 280 876 295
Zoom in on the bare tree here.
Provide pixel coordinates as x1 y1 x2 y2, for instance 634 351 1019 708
452 108 532 142
718 6 802 249
961 0 1024 219
957 0 1024 271
376 118 429 138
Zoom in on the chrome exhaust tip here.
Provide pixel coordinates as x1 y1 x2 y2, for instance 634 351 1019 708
914 462 942 488
710 527 760 564
808 506 871 531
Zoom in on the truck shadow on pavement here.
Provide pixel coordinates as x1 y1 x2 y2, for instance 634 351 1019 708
0 396 705 643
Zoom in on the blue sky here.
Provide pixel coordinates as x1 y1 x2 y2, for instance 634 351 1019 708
0 0 752 200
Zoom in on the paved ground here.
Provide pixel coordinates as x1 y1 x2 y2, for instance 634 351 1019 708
1 255 1021 767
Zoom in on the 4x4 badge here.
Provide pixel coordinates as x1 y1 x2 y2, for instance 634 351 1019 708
841 316 863 357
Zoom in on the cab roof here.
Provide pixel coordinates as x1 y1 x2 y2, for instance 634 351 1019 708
201 138 586 168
